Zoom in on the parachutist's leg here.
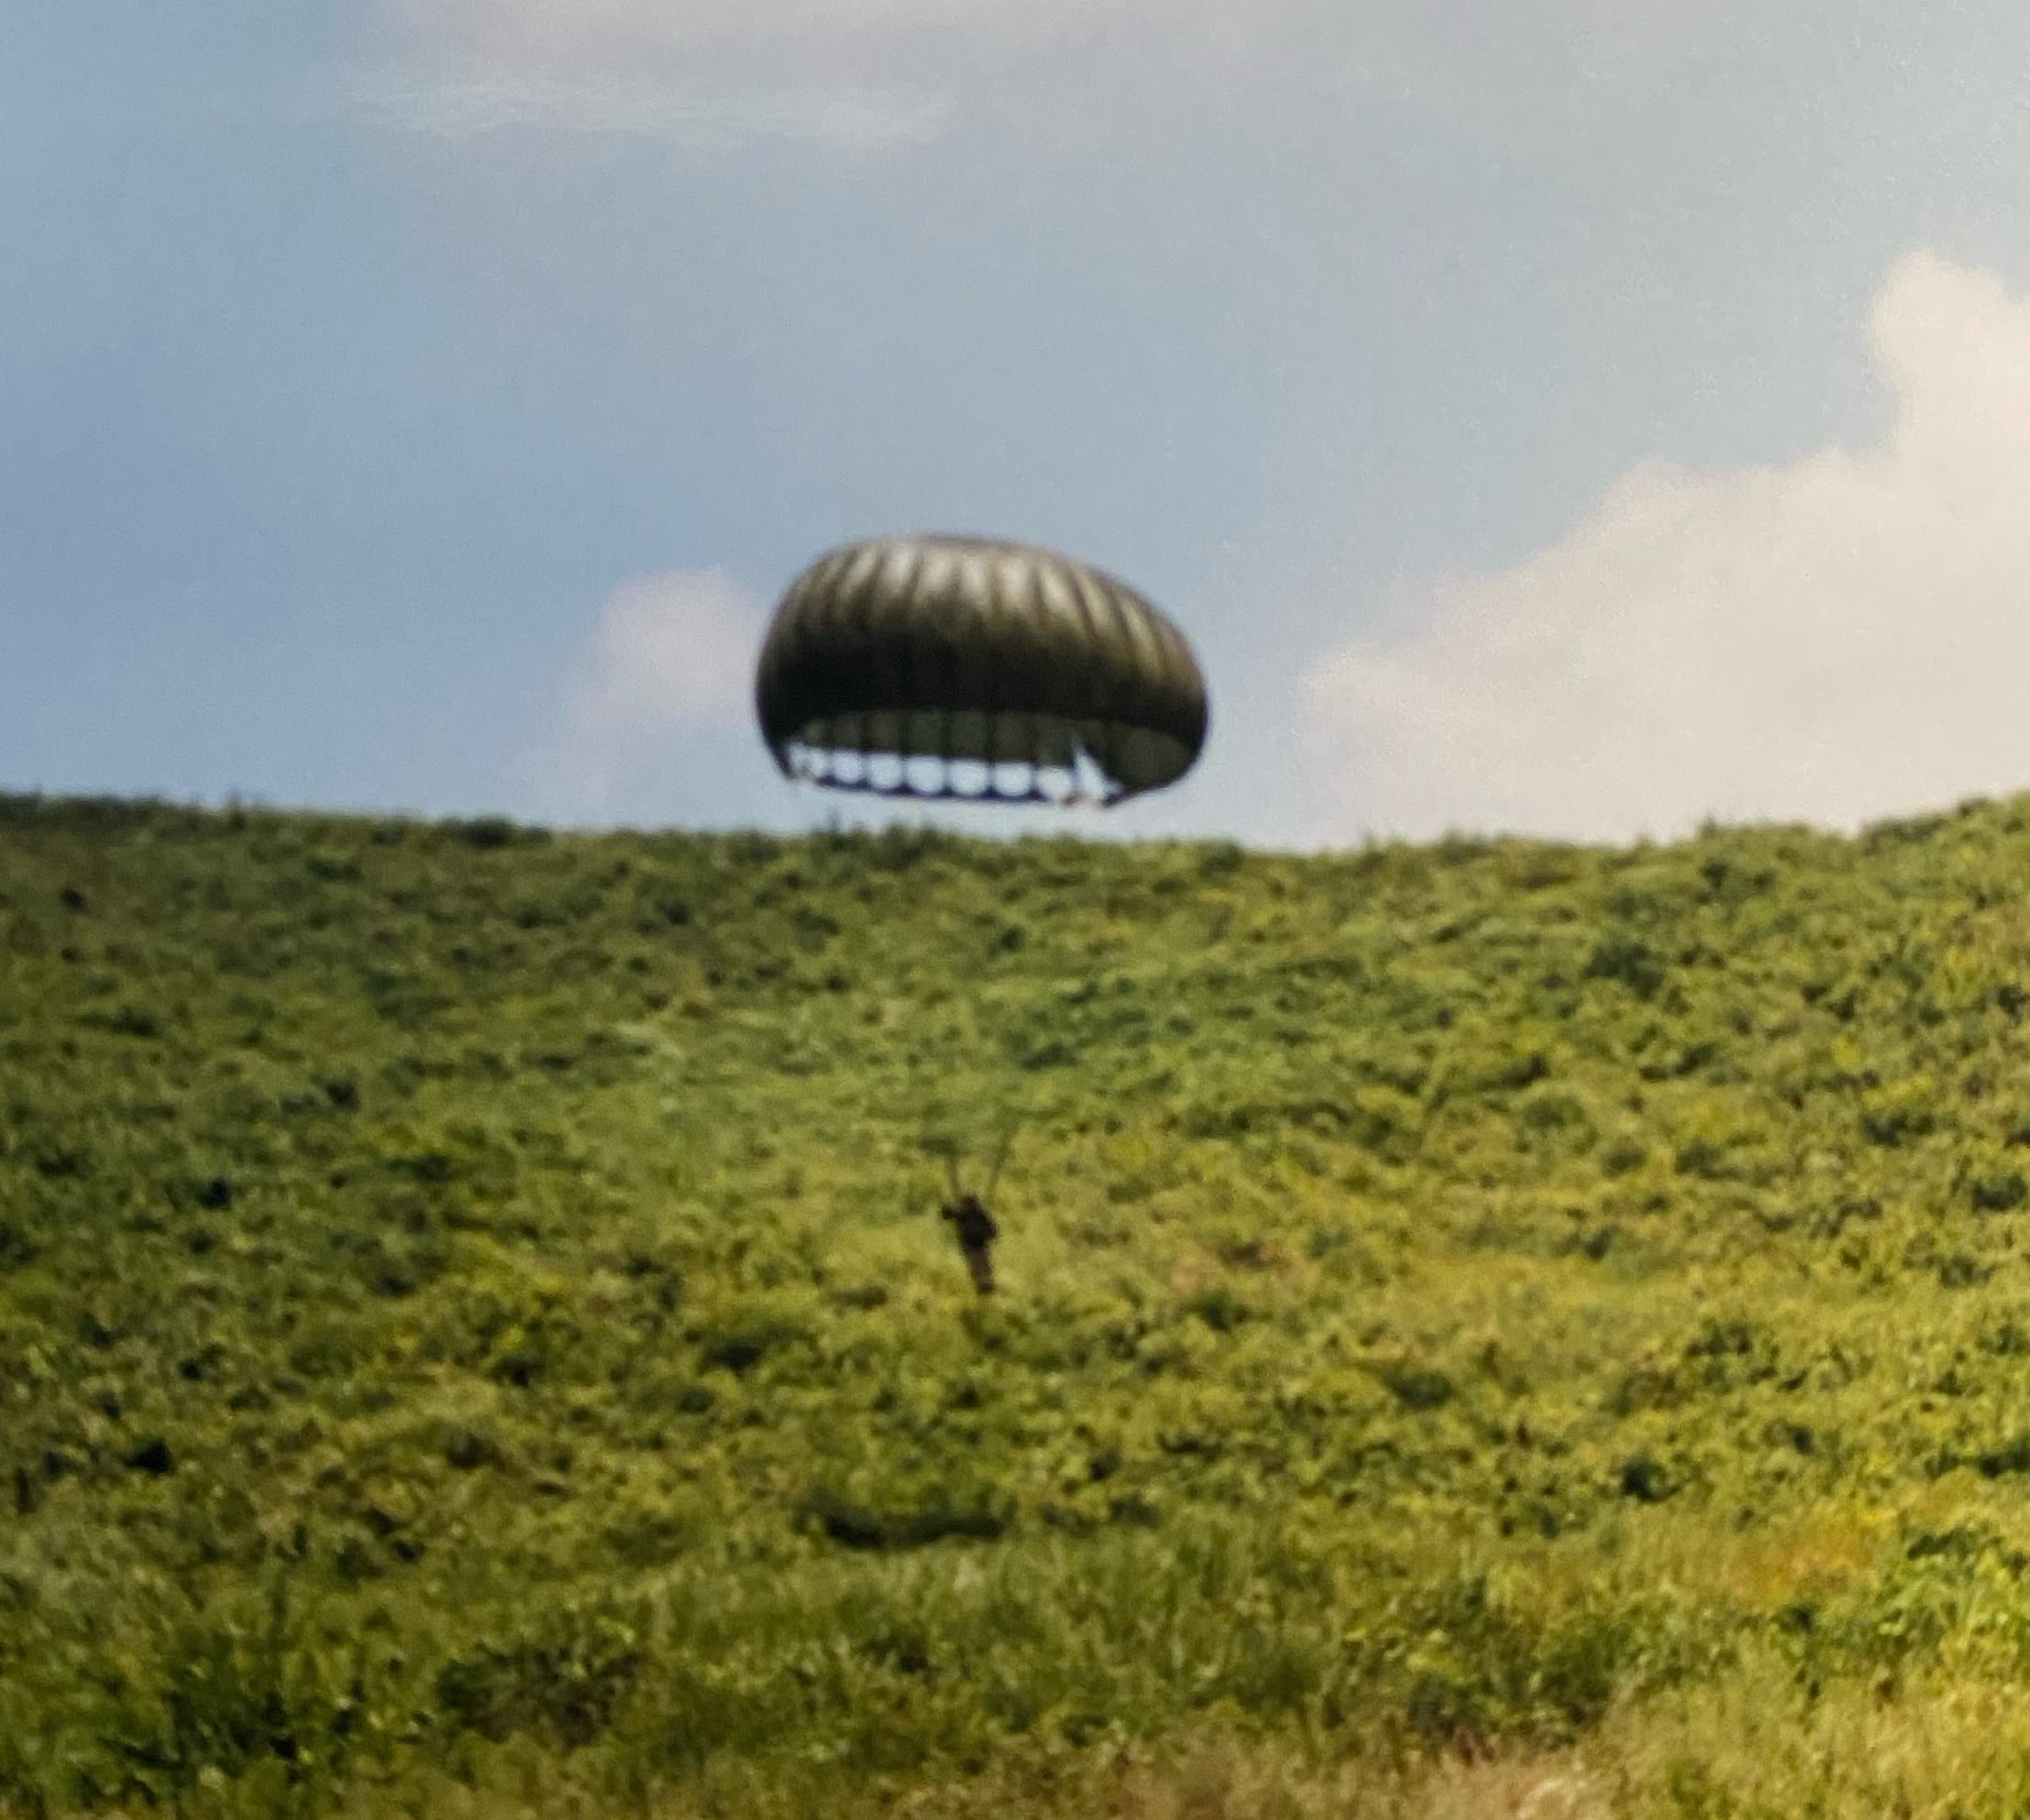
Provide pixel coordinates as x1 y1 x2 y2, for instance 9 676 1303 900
962 1242 996 1295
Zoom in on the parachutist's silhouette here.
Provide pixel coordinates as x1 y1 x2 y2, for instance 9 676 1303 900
941 1193 999 1295
933 1124 1017 1297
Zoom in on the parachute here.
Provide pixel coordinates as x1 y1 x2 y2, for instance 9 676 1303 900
756 534 1207 804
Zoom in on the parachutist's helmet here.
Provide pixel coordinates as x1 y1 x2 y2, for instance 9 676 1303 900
757 534 1208 805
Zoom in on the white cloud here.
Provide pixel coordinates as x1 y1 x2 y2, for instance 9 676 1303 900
383 0 1277 60
385 0 1718 60
339 68 952 152
536 569 762 814
359 0 1744 158
363 0 1293 155
1300 250 2030 844
356 0 1026 154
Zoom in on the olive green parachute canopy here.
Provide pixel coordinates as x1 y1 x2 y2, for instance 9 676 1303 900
756 534 1208 804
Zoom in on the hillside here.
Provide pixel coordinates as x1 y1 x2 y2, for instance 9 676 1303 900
10 792 2030 1815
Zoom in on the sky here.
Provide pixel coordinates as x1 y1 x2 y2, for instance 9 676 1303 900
9 2 2030 848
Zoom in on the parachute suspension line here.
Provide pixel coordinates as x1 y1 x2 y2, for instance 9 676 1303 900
982 1108 1021 1200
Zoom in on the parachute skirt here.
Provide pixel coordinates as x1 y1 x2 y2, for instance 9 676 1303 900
783 743 1117 806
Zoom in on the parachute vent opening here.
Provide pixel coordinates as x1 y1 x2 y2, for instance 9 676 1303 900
781 741 1119 806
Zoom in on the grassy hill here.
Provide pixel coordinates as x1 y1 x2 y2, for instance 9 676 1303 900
12 791 2030 1815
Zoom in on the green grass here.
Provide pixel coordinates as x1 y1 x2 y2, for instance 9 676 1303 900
14 791 2030 1814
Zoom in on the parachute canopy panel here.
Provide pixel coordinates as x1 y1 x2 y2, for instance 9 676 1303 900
756 534 1208 805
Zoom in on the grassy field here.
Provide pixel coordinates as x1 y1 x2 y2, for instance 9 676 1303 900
12 791 2030 1815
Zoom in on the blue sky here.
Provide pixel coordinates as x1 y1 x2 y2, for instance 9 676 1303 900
10 2 2030 846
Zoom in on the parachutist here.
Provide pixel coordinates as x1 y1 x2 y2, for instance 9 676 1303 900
930 1121 1017 1299
940 1193 999 1296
